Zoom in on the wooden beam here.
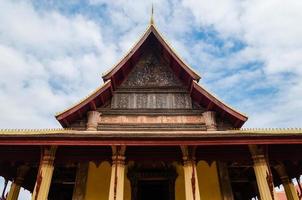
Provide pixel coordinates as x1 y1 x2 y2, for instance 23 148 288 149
206 102 213 111
189 81 194 95
100 95 104 105
89 101 97 110
221 111 226 118
234 119 241 128
111 76 116 90
63 119 70 127
77 111 83 118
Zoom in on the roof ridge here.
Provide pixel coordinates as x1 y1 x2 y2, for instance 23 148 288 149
151 25 201 80
55 80 111 118
101 25 152 80
102 23 201 81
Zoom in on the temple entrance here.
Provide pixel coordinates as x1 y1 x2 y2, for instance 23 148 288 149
128 162 177 200
137 180 170 200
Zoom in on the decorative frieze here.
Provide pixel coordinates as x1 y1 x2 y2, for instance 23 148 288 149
111 93 192 109
100 115 204 124
120 52 183 88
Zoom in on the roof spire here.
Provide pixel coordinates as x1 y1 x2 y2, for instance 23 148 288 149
150 4 154 25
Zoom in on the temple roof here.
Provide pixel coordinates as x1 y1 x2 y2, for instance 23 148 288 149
55 24 248 128
102 24 201 83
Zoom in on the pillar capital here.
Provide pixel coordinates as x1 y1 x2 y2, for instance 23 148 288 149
202 111 217 131
274 162 299 200
274 163 288 179
41 146 57 165
86 110 100 131
7 164 30 200
180 145 197 165
14 164 30 185
249 144 266 157
111 146 126 166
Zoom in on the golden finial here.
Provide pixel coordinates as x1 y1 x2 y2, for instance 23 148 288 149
150 4 154 25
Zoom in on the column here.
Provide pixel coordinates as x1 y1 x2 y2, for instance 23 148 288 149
86 111 100 131
7 164 30 200
202 111 217 131
249 144 276 200
32 146 57 200
275 163 299 200
181 146 200 200
217 161 234 200
108 146 126 200
72 162 89 200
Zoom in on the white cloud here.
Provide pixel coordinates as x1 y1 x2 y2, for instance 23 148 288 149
0 0 119 128
0 0 302 198
182 0 302 127
0 0 301 130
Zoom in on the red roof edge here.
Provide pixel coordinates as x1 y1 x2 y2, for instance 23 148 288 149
102 24 201 83
191 81 248 128
55 80 112 127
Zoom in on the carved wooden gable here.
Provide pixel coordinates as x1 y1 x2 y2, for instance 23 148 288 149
111 50 192 109
120 51 183 88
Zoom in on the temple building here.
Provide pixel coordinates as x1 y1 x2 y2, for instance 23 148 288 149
1 16 302 200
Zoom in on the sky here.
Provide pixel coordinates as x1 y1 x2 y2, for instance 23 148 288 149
0 0 302 129
0 0 302 198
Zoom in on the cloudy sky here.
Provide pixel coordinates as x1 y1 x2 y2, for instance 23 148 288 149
0 0 302 198
1 0 302 130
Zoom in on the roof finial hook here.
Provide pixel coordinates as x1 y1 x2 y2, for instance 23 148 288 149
150 4 154 25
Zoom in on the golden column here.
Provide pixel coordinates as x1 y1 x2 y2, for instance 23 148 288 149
249 144 277 200
32 146 57 200
7 164 30 200
181 146 201 200
275 163 299 200
108 146 126 200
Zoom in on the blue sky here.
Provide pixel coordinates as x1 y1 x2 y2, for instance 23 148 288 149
0 0 301 129
0 0 302 198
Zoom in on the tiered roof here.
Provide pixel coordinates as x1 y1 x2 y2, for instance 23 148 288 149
55 23 247 128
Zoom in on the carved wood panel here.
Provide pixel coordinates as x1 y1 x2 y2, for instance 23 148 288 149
111 93 192 109
120 51 183 88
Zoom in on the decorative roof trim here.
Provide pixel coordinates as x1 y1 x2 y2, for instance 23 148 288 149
102 24 201 82
55 80 111 120
0 128 301 135
192 81 248 122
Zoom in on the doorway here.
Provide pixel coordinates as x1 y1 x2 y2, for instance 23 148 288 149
137 180 170 200
128 163 177 200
